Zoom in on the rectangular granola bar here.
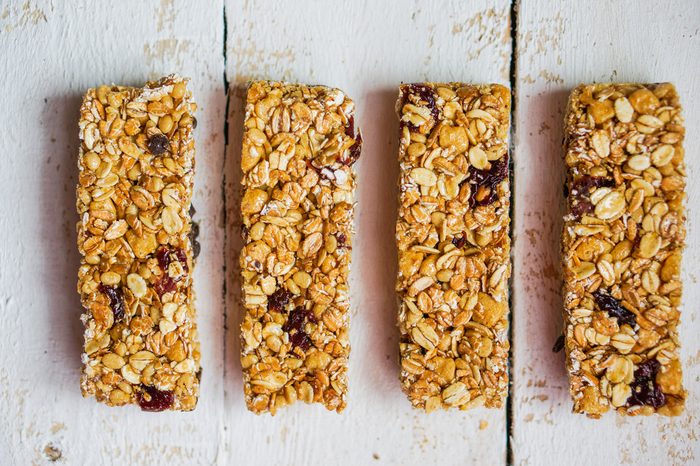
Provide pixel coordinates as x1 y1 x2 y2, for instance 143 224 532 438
239 81 361 414
77 75 200 411
396 83 511 411
562 83 686 417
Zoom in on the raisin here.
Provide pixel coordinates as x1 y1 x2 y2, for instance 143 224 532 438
192 117 198 129
552 334 565 353
627 359 666 409
137 385 174 412
451 232 467 249
147 134 170 155
464 154 509 208
593 290 636 327
569 175 615 218
98 284 125 323
268 288 292 312
189 204 197 218
192 241 201 260
336 233 347 248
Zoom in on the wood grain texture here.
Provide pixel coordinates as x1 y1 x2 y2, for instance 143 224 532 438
1 0 698 464
511 1 700 465
223 1 511 465
0 1 225 464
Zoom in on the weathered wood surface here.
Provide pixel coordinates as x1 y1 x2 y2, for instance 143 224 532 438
0 0 697 464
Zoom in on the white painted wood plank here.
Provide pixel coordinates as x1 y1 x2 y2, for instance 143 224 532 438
512 1 700 465
0 1 225 464
223 1 512 465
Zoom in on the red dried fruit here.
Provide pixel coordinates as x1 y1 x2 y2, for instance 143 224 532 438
340 131 362 166
464 154 509 208
98 284 125 323
336 233 347 248
409 84 439 120
137 385 174 412
154 247 188 296
593 289 636 327
627 359 666 409
268 288 292 313
283 307 317 351
289 331 312 351
451 232 467 249
147 134 170 155
569 175 615 218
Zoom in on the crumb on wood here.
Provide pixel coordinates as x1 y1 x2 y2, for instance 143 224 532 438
43 443 62 462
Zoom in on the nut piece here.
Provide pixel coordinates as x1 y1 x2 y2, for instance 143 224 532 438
240 82 360 414
396 82 511 411
77 75 201 412
562 83 686 418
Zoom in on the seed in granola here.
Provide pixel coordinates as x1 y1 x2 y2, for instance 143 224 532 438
137 384 174 412
627 359 665 409
147 134 170 155
98 284 125 323
268 288 293 312
593 289 636 327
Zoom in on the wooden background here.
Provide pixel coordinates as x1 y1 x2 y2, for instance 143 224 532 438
0 1 698 464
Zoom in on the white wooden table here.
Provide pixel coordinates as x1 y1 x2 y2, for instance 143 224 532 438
0 1 698 464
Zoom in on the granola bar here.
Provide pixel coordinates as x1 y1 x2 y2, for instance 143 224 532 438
77 75 200 411
396 83 511 411
562 83 686 417
239 81 361 414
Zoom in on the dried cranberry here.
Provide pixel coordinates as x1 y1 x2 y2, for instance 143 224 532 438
569 175 615 218
463 154 509 208
283 307 317 351
408 84 439 121
156 246 189 274
289 331 312 351
282 307 306 332
627 359 666 409
346 115 355 139
552 334 565 353
98 284 125 323
137 385 174 412
154 275 177 296
451 232 467 249
155 247 189 296
340 131 362 166
593 290 636 327
336 233 347 248
147 134 170 155
268 288 292 312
